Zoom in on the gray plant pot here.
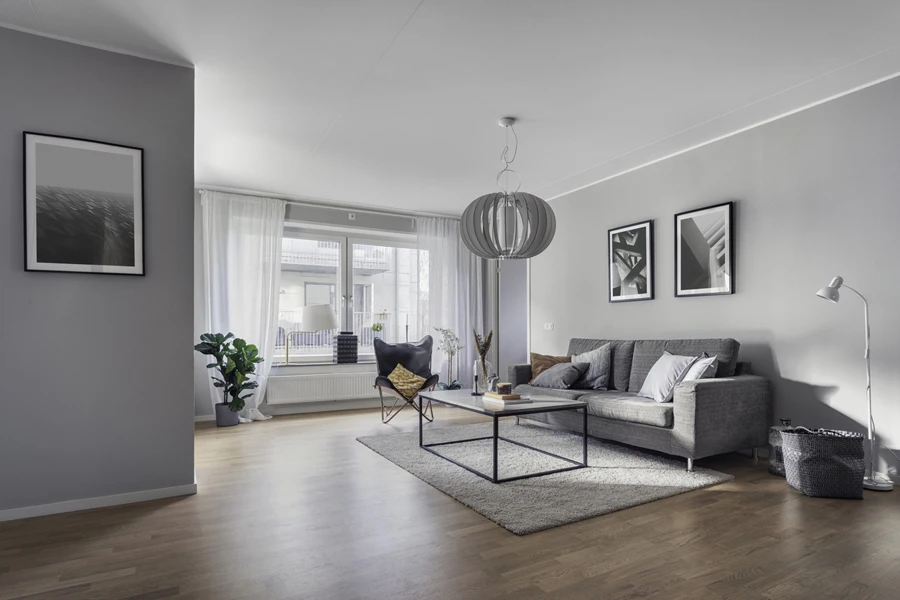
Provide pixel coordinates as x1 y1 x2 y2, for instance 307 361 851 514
215 402 240 427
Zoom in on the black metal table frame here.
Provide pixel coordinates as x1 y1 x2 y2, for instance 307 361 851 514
418 397 588 484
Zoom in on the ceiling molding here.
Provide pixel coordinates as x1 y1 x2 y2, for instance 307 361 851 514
0 23 194 68
541 45 900 201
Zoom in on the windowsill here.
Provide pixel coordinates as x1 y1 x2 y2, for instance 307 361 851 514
272 360 376 369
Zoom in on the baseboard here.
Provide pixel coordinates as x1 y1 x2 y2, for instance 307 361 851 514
194 414 215 422
0 482 198 523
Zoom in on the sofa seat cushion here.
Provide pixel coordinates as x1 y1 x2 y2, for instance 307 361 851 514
581 391 674 428
514 384 589 402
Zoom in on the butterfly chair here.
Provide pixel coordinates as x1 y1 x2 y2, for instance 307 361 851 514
374 335 440 424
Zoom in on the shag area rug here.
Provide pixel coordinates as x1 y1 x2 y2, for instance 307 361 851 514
357 421 733 534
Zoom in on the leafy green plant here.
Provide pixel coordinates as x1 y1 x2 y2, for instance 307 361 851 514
371 322 384 333
194 332 264 413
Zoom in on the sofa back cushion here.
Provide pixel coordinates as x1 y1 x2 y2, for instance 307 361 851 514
567 339 635 391
627 338 740 392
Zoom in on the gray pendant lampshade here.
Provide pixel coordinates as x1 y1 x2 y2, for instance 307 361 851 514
461 191 556 260
460 117 556 260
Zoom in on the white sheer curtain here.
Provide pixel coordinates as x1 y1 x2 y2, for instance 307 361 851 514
417 217 488 386
200 190 285 422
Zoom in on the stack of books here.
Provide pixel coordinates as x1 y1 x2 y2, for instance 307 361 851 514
482 391 532 409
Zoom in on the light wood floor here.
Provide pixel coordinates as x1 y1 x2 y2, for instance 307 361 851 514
2 407 899 600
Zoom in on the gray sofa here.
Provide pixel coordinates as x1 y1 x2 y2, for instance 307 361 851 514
508 338 772 471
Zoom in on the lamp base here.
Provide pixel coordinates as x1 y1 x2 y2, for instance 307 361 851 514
863 475 894 491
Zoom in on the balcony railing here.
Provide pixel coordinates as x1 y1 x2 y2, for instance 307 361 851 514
275 310 409 360
280 245 391 271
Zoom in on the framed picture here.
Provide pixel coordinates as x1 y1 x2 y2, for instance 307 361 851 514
675 201 733 297
608 219 653 302
24 132 144 275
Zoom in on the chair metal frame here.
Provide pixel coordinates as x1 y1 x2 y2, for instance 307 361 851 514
377 376 438 424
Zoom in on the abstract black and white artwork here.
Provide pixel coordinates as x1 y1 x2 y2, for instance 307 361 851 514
608 219 653 302
675 202 733 297
24 133 144 275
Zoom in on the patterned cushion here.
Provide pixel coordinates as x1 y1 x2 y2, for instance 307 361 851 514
567 339 635 391
581 391 674 428
628 339 740 391
386 364 425 399
529 352 570 382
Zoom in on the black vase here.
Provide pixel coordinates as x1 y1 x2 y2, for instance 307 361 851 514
333 332 358 363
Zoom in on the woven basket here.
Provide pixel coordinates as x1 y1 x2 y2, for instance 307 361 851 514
781 427 865 499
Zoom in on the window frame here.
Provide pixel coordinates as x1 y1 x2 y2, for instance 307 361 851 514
277 224 417 365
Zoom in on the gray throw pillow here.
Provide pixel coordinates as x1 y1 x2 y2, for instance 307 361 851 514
530 362 590 389
571 343 612 390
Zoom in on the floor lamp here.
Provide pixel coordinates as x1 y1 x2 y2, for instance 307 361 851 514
817 276 894 491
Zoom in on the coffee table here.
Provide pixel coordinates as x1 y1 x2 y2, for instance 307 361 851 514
417 389 588 483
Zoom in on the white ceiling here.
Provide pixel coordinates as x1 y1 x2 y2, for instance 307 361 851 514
3 1 900 215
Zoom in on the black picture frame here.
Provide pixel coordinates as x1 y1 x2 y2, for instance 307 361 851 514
23 131 145 276
608 219 654 303
674 201 734 297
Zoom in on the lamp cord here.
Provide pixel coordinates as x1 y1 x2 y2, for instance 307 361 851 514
496 124 521 194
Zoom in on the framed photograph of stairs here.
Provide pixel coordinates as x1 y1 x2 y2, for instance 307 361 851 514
608 219 654 302
675 201 733 297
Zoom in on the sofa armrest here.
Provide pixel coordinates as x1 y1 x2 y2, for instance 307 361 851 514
508 364 532 388
672 375 772 459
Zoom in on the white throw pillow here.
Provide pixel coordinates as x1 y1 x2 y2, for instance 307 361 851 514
638 352 699 403
683 354 718 381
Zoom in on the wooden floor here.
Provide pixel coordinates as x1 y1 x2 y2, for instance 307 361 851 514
2 407 899 600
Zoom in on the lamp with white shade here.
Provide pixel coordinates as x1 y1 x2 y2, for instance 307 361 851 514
283 304 338 364
816 276 893 491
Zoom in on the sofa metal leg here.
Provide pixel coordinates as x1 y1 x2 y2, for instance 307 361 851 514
687 458 694 472
515 416 520 425
752 447 759 461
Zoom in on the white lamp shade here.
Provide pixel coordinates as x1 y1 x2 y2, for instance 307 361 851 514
816 276 843 303
300 304 338 332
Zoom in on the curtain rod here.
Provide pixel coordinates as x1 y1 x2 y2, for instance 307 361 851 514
197 185 461 221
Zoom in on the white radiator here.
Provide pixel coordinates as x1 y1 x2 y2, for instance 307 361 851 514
266 371 379 405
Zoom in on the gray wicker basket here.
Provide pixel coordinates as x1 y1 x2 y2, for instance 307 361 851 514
781 427 865 499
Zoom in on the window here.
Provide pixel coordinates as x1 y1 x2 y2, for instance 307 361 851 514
275 230 425 363
276 235 342 362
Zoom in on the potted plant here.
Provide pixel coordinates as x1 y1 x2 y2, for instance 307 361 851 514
434 327 463 390
371 309 388 341
194 332 264 427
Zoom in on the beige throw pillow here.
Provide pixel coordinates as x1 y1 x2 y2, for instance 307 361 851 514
529 352 571 383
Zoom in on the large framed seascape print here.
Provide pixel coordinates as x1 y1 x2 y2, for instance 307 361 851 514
608 219 653 302
24 132 144 275
675 201 733 297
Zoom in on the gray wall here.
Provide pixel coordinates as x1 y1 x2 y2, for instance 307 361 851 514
0 28 195 511
498 259 528 379
530 76 900 480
